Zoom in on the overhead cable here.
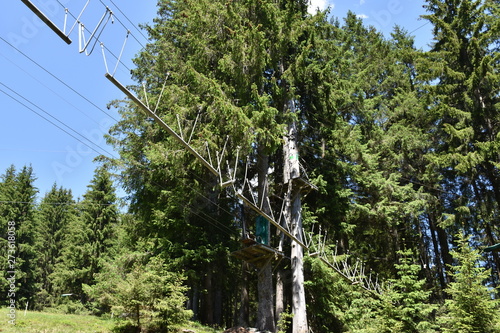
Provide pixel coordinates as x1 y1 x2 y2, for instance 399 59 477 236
0 83 117 158
0 36 119 123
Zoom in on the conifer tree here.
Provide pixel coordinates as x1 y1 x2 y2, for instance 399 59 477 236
375 250 437 333
439 233 500 333
35 184 77 308
421 0 500 279
109 0 314 330
85 252 192 331
52 166 118 304
81 166 118 281
0 165 39 307
298 12 431 279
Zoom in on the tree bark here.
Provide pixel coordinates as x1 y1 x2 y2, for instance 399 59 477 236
275 229 286 329
203 270 214 325
238 262 250 327
290 191 308 333
192 286 200 321
256 144 276 332
284 101 308 333
484 223 500 282
427 211 446 290
215 286 223 326
436 223 453 284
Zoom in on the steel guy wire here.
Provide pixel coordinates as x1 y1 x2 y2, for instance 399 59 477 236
0 52 102 129
0 82 118 158
0 86 112 158
120 157 238 236
0 36 119 123
98 0 148 48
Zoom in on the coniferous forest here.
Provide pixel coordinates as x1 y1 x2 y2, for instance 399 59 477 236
2 0 500 332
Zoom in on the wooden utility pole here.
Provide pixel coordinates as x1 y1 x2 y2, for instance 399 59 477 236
283 100 308 333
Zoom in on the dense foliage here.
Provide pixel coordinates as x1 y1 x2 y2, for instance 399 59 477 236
1 0 499 332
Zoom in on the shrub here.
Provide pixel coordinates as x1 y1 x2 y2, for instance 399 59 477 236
85 255 192 332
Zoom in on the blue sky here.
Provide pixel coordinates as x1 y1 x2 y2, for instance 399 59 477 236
1 0 433 203
311 0 433 48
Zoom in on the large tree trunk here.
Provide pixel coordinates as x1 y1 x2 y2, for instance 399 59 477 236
256 145 275 332
191 286 200 321
215 286 223 326
238 262 250 327
275 267 285 329
427 211 447 290
290 191 308 333
284 102 308 333
275 233 286 329
484 223 500 282
258 265 275 331
203 270 214 325
472 180 500 282
436 223 453 284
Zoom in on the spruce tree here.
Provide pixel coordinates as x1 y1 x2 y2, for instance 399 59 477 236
421 0 500 279
375 250 437 333
439 233 499 333
52 166 118 304
35 184 77 308
85 254 192 331
0 165 39 307
108 0 315 330
298 12 432 279
81 166 118 281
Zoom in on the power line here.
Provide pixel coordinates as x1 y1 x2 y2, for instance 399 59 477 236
0 83 117 159
98 0 149 47
1 48 235 236
0 36 124 151
0 36 119 123
13 1 257 240
7 2 237 237
0 52 103 129
409 21 430 35
0 81 116 157
107 0 149 41
0 200 115 206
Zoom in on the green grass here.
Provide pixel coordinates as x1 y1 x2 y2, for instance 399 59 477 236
0 308 114 333
0 308 223 333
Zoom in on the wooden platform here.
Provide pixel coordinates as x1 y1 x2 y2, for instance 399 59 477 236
231 240 284 268
292 176 318 193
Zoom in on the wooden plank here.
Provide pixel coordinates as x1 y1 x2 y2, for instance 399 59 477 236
247 254 273 264
231 244 284 267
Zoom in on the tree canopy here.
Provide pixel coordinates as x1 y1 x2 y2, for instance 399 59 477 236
2 1 500 332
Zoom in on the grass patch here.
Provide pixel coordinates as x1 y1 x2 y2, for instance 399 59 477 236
0 308 223 333
0 307 114 333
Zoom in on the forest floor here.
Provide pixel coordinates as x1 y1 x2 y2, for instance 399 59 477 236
0 308 223 333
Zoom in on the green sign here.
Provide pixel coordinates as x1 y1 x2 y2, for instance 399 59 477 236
255 215 269 245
